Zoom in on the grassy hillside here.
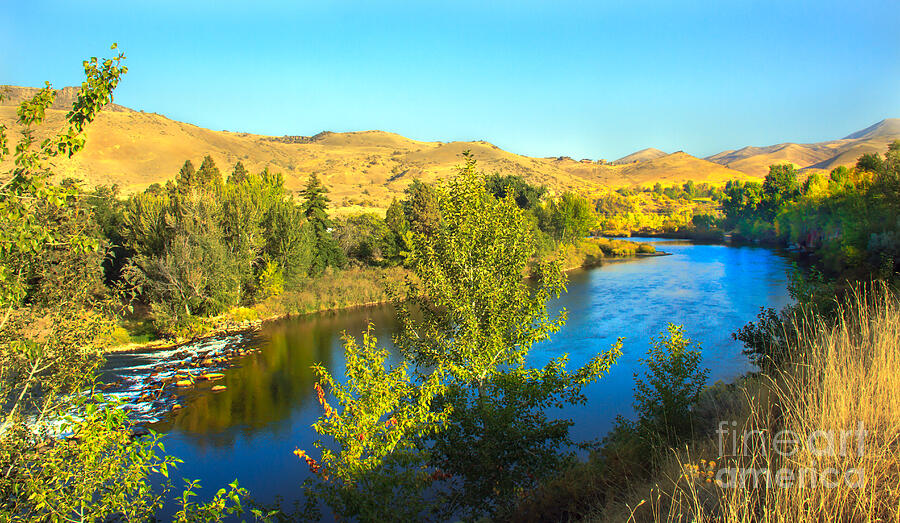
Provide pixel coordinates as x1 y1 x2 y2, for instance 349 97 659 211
611 147 668 164
1 85 751 214
705 118 900 177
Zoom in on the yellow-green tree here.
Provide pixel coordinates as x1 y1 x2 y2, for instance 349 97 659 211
302 152 622 520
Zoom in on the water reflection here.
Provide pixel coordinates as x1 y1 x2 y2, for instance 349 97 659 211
103 238 793 512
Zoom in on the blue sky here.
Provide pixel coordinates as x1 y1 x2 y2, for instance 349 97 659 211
3 1 898 160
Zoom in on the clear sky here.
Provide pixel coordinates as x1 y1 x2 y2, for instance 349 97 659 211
3 1 899 160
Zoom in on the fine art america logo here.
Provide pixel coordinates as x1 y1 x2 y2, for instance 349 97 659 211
703 420 867 489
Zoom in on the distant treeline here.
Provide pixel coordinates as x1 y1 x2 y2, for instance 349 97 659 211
721 141 900 274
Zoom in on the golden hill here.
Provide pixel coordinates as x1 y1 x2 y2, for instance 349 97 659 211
547 152 755 189
1 85 750 213
705 119 900 177
610 147 668 165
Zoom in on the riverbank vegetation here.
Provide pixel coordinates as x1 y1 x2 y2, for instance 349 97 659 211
52 134 653 343
0 47 261 521
519 283 900 522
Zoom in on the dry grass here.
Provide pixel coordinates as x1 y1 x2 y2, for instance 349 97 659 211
609 284 900 522
0 99 752 214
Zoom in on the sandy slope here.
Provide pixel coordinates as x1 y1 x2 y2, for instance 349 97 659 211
705 119 900 177
1 84 825 213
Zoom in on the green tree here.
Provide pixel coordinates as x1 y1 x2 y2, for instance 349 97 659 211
760 163 800 220
484 173 546 210
633 324 709 445
299 326 450 521
229 160 250 184
175 159 196 188
333 213 391 265
302 152 622 520
402 179 442 236
195 154 222 191
301 173 346 273
538 192 596 244
382 198 410 265
0 45 248 522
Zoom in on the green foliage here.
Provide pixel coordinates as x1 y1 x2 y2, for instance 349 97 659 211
484 173 546 210
173 479 252 522
721 144 900 275
0 47 250 522
430 349 621 519
398 152 568 382
382 198 411 265
759 163 800 220
722 179 763 226
402 179 442 236
301 174 347 273
632 324 708 446
122 163 314 332
301 153 623 520
299 326 450 521
1 396 179 521
229 161 250 184
537 191 596 244
256 257 285 299
333 213 391 265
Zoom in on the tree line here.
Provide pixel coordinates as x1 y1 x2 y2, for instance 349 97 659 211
721 143 900 274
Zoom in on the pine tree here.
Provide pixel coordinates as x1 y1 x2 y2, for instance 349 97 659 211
301 174 346 272
196 155 222 190
176 160 196 187
229 161 249 183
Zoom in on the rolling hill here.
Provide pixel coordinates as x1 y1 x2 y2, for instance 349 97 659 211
611 147 668 165
705 119 900 177
9 85 888 213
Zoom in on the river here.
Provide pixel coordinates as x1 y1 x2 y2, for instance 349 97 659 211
101 238 793 512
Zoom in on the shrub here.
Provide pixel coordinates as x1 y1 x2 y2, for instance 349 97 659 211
633 324 709 446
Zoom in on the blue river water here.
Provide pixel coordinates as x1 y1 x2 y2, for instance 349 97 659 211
102 238 793 513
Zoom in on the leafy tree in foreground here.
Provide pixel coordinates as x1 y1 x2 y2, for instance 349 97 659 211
301 152 622 520
298 326 450 521
0 46 250 521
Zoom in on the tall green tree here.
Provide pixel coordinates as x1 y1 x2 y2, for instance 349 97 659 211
195 154 222 190
229 160 250 183
302 152 622 520
760 163 800 220
301 173 346 273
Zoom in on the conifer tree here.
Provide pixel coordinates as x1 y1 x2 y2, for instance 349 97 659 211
229 161 249 183
196 154 222 190
176 159 196 187
301 174 346 272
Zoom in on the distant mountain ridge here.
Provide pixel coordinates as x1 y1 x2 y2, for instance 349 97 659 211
0 84 751 213
704 118 900 177
611 147 668 165
1 84 893 212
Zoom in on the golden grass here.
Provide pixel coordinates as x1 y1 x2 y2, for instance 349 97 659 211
0 99 753 214
614 284 900 522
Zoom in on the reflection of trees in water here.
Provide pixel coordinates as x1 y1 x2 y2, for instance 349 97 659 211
152 305 399 450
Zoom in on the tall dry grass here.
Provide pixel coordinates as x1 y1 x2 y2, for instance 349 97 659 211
632 284 900 522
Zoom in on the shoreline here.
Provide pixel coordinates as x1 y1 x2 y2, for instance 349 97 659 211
109 250 670 356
